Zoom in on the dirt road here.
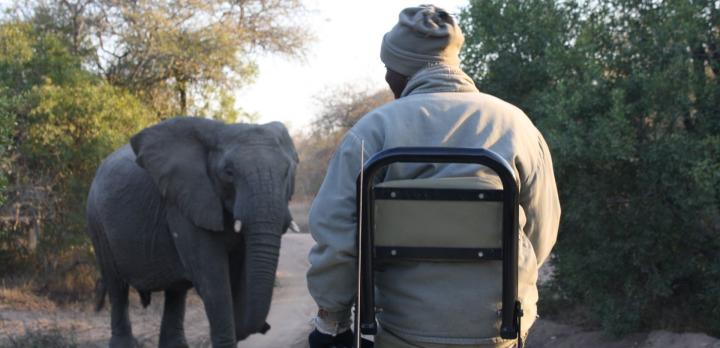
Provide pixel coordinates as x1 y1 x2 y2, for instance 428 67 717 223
241 233 315 348
2 232 719 347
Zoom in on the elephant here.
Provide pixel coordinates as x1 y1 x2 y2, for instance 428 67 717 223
86 116 300 348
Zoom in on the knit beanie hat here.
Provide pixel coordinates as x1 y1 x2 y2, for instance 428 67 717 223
381 5 464 77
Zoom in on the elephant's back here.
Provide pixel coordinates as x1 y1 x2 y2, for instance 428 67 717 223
89 145 187 290
90 144 163 232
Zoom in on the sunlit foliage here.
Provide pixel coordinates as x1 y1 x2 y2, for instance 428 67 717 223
0 21 154 273
18 0 309 118
461 0 720 335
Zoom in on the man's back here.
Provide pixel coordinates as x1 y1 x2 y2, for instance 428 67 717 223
308 63 560 345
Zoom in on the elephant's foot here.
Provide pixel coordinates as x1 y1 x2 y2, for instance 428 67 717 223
109 334 138 348
159 335 189 348
260 322 271 334
236 322 271 341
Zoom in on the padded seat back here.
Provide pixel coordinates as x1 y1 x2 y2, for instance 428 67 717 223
374 177 503 251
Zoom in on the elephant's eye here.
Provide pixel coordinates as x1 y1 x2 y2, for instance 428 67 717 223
224 168 234 178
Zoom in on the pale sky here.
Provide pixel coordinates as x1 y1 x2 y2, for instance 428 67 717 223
242 1 469 132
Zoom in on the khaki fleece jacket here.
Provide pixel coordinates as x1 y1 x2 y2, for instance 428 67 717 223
306 64 560 345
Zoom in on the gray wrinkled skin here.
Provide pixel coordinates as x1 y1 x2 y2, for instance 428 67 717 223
86 117 298 348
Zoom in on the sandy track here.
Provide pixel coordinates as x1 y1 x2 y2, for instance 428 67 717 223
2 232 719 347
241 233 316 348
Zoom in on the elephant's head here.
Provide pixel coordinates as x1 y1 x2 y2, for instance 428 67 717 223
129 116 298 337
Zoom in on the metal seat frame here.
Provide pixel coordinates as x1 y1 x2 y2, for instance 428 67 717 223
354 147 522 345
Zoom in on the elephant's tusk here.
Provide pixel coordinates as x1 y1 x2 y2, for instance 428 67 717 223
290 220 301 233
234 220 242 233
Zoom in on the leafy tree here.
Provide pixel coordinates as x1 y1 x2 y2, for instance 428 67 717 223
25 78 154 219
0 90 17 272
311 85 394 136
16 0 309 118
461 0 720 335
295 87 393 197
0 21 154 275
0 91 17 208
0 21 86 93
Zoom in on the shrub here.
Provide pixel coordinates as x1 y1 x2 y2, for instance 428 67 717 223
0 21 154 277
461 0 720 335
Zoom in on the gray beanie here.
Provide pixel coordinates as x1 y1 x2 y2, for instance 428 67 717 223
381 5 464 77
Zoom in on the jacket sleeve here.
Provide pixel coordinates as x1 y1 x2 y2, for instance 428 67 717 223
306 130 369 333
519 134 561 266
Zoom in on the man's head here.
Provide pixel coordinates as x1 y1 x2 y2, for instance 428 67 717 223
381 5 464 97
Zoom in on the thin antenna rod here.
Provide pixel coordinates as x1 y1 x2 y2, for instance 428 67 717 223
356 140 365 348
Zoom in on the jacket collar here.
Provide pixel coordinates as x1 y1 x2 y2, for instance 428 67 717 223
401 63 479 97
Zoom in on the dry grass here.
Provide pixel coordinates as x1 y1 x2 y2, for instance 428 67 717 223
3 327 78 348
31 246 99 304
39 263 97 304
0 249 98 312
0 285 56 312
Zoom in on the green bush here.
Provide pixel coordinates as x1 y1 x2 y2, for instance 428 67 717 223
0 21 155 273
461 0 720 335
0 89 15 208
23 78 155 257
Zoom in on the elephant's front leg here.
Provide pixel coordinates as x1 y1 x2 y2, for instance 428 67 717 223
159 287 189 348
193 252 236 348
167 208 236 348
229 251 247 340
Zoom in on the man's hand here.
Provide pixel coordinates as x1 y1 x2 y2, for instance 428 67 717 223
308 329 353 348
308 329 373 348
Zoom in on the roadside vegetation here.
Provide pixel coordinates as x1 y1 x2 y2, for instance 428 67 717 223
294 86 393 198
5 328 78 348
460 0 720 336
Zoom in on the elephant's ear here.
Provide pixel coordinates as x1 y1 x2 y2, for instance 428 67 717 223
130 117 225 231
263 122 299 198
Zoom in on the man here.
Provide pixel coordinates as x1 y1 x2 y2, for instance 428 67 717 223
307 5 560 348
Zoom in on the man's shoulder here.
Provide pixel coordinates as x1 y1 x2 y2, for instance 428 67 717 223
474 92 527 116
465 92 540 134
349 90 538 140
383 90 527 116
348 99 400 131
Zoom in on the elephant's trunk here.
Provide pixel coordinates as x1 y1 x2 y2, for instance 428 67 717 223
237 222 282 338
233 167 287 339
